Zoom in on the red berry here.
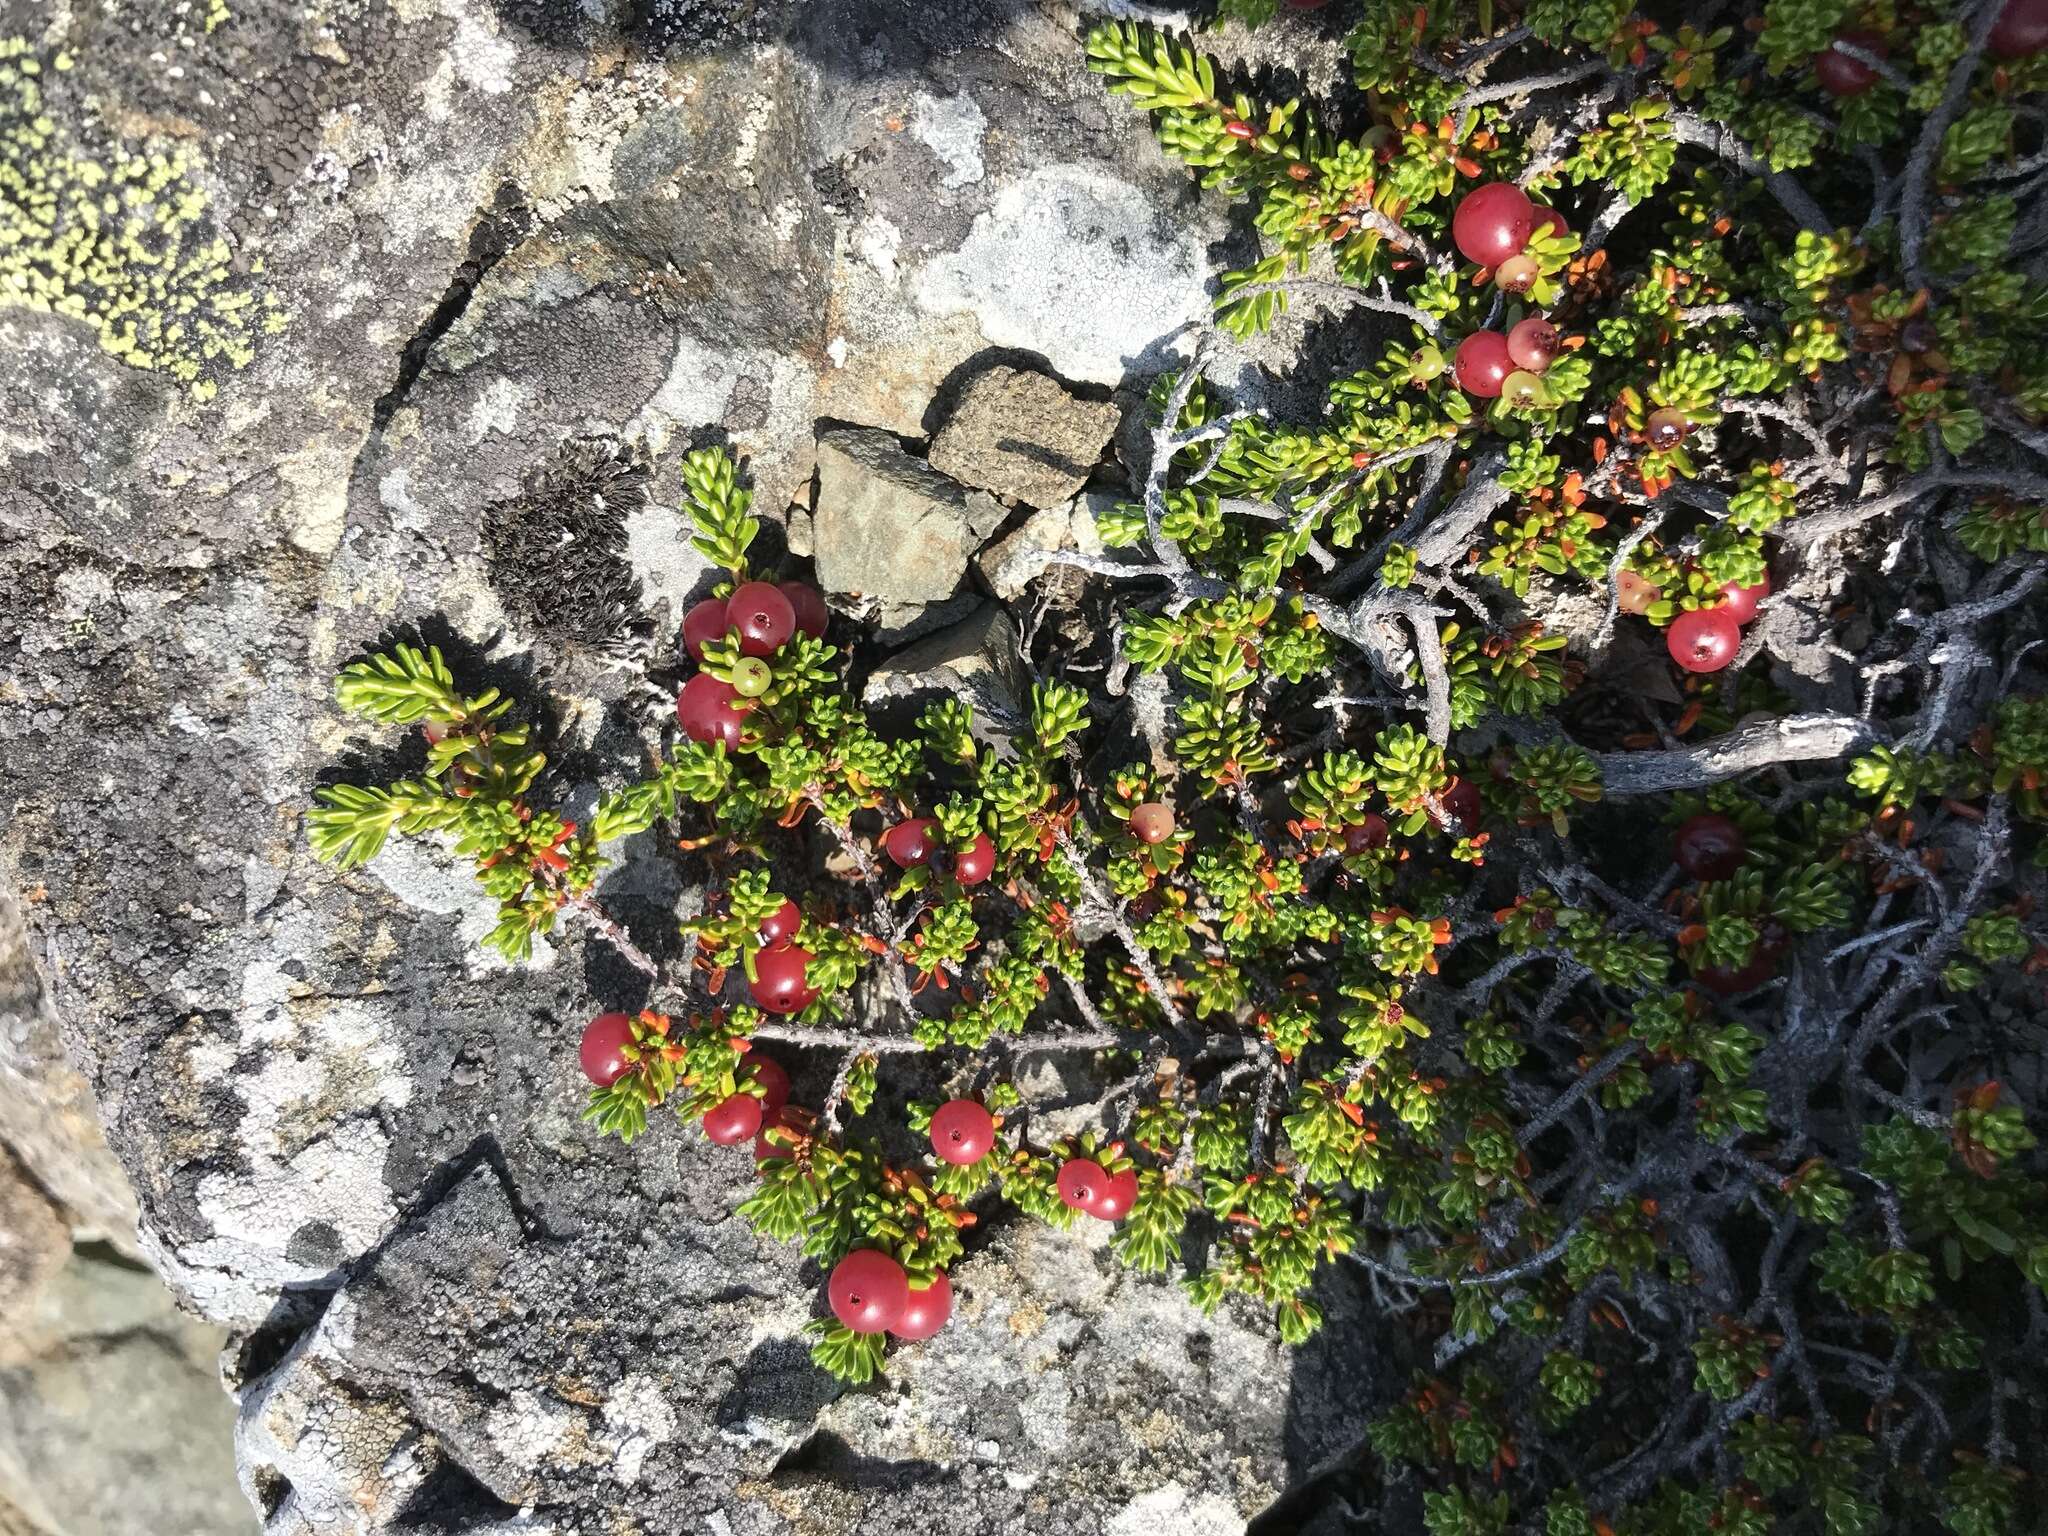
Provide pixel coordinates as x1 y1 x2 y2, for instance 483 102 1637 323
1616 569 1662 616
1093 1168 1139 1221
1440 777 1482 830
929 1099 997 1165
1718 573 1771 625
682 598 730 661
828 1249 909 1334
676 672 749 748
1454 331 1513 399
1674 814 1746 882
1692 946 1777 996
578 1012 637 1086
1991 0 2048 57
1342 814 1390 854
755 1105 807 1162
889 1271 953 1341
1815 31 1885 96
953 833 996 887
883 817 940 868
745 1055 791 1113
1224 119 1256 140
726 581 796 658
749 944 817 1015
757 899 801 947
1531 206 1569 242
1506 316 1560 372
1451 181 1536 268
1056 1158 1108 1214
778 580 830 640
1645 408 1690 450
703 1092 765 1146
1666 608 1742 674
1130 802 1177 845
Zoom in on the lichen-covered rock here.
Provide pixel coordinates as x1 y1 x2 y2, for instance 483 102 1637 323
0 3 1370 1533
812 429 1007 611
929 367 1124 509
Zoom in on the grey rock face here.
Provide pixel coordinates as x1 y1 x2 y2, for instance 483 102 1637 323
813 429 1007 610
978 492 1117 602
0 3 1370 1533
863 605 1030 726
929 367 1124 509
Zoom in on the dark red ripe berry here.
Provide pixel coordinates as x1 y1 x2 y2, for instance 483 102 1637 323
1130 802 1177 845
1991 0 2048 57
889 1271 953 1341
1815 31 1885 96
726 581 796 658
1439 777 1482 830
1531 206 1569 242
1454 331 1513 399
1342 815 1390 854
930 1099 997 1166
1056 1158 1108 1213
1666 607 1742 674
578 1012 637 1087
1693 946 1777 996
777 580 829 640
757 899 801 948
746 1055 791 1113
749 944 817 1015
953 833 996 887
1451 181 1536 269
883 817 940 868
682 598 730 661
828 1249 909 1334
1224 119 1257 140
677 672 749 748
1674 813 1747 882
1719 573 1771 625
1507 316 1560 372
703 1092 765 1146
1093 1168 1139 1221
1645 408 1690 450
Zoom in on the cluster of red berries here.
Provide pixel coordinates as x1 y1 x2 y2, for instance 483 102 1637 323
1815 0 2043 97
882 816 995 885
1447 182 1570 403
1618 565 1771 676
674 580 829 748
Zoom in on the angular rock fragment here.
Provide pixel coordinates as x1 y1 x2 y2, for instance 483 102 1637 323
812 430 1006 610
929 367 1122 509
977 491 1118 601
863 606 1030 726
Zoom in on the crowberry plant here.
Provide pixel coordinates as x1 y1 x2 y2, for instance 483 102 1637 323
310 0 2048 1528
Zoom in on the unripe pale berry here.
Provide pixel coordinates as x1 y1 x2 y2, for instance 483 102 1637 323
1493 253 1540 294
1616 569 1662 616
1500 369 1546 410
729 657 772 698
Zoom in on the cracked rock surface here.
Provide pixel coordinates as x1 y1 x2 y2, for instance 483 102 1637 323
0 2 1369 1532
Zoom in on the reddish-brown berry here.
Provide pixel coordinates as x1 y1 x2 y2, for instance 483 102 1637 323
778 580 830 640
757 899 801 948
1342 815 1390 854
883 817 941 868
1440 777 1482 830
682 598 729 661
676 673 749 749
1674 814 1747 882
953 833 996 887
750 944 817 1015
726 581 796 657
1130 802 1177 845
1815 31 1885 96
579 1012 637 1087
1991 0 2048 56
1645 408 1691 451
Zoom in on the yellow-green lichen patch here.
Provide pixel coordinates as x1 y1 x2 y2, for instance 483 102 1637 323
1 36 280 397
